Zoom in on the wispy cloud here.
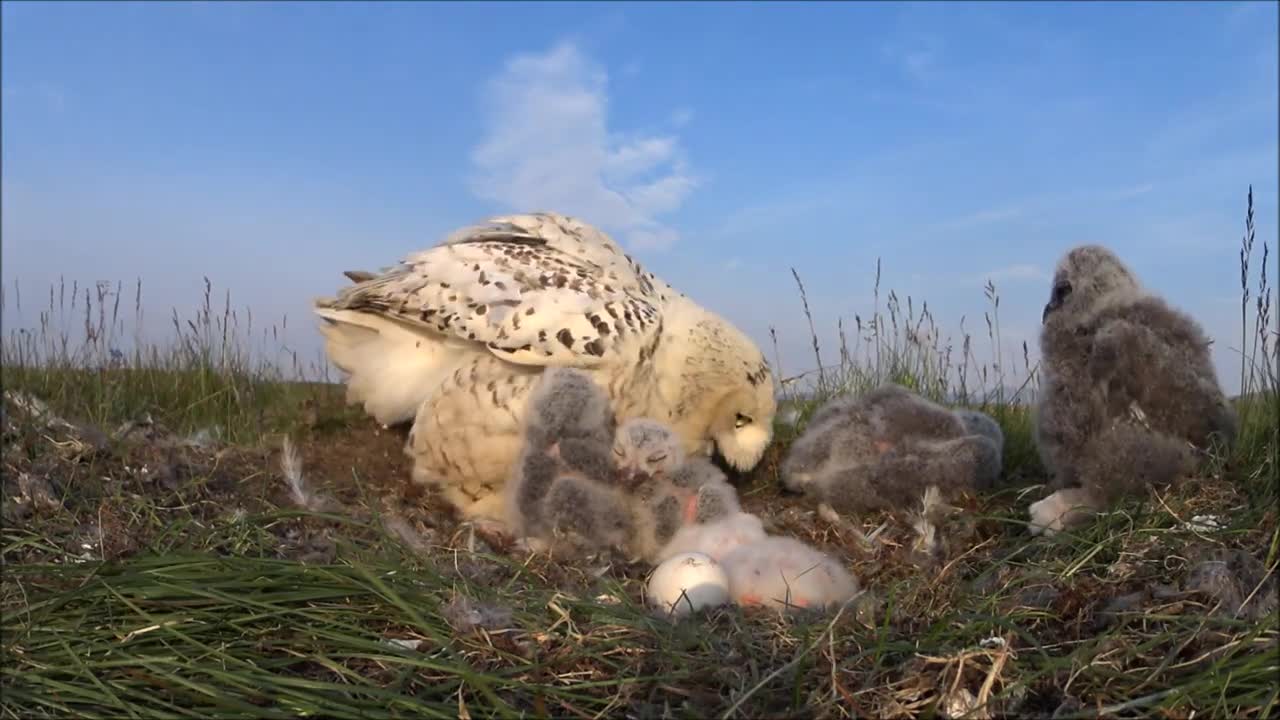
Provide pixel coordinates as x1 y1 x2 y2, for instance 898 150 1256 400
670 108 694 128
977 264 1048 284
469 41 697 250
933 205 1023 230
931 180 1166 233
710 190 846 241
880 32 943 83
1112 183 1155 199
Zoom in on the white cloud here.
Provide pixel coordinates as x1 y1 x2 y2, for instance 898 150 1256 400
1113 183 1155 199
978 264 1048 284
934 205 1023 230
901 50 936 80
670 108 694 128
469 41 697 250
880 33 943 83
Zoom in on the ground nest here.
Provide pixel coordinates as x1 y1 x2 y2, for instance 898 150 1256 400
2 390 1277 719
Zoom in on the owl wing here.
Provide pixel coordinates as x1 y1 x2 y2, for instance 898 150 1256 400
316 213 666 368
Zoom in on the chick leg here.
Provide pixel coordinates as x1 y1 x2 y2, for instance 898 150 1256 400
1029 422 1195 536
1028 486 1101 537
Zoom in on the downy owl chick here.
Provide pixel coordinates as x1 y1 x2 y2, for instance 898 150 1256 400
781 383 1003 514
616 418 741 521
1030 244 1236 536
656 511 767 563
721 536 860 613
507 368 619 538
613 417 745 558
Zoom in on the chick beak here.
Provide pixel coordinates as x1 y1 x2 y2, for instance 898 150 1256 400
1042 300 1058 323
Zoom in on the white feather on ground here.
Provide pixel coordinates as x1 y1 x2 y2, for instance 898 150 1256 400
908 485 952 564
314 212 777 527
279 436 335 513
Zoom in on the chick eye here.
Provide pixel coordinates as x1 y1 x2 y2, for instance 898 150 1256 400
612 447 624 457
1052 281 1073 303
734 413 751 429
647 453 667 464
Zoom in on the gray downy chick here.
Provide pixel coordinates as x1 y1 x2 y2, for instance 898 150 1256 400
509 458 653 560
538 472 639 557
612 418 700 560
1030 244 1236 536
506 367 618 537
954 408 1005 460
780 383 1003 514
613 417 685 489
617 417 743 518
815 433 1002 514
779 395 881 495
670 459 742 522
632 457 743 559
614 417 744 560
523 367 616 451
509 412 692 561
780 383 954 491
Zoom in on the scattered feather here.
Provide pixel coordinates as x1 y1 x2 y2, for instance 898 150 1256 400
441 593 514 635
279 435 335 512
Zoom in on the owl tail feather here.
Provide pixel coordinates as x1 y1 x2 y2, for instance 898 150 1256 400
313 306 466 426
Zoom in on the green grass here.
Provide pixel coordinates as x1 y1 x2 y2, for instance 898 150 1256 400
2 188 1277 718
0 277 352 444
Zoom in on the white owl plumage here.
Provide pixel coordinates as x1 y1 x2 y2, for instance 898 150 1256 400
313 212 777 524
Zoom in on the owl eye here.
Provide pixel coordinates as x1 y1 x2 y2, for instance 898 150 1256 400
612 446 624 457
1052 281 1073 303
647 452 667 464
734 413 752 429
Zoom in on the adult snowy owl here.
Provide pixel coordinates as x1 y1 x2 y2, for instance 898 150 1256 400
313 212 777 523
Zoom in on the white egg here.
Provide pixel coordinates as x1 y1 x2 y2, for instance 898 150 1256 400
645 551 731 618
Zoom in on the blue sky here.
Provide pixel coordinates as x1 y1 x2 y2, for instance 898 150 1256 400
3 1 1277 393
